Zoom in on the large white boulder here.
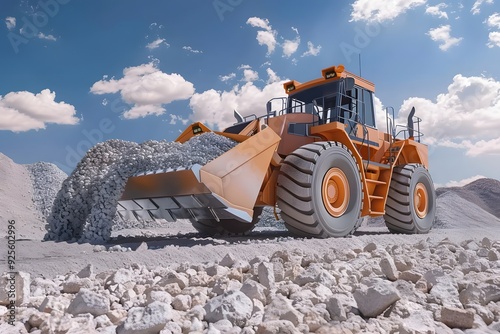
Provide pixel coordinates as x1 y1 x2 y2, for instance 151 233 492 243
204 290 253 327
67 288 110 316
353 278 400 318
117 301 172 334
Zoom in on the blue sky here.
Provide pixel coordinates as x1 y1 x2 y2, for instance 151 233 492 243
1 0 499 187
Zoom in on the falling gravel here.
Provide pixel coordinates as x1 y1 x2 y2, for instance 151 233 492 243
46 133 237 244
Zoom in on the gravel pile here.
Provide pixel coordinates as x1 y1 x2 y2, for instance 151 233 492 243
2 237 500 333
25 162 67 220
258 207 285 229
437 178 500 219
434 192 500 229
46 134 237 244
0 153 44 240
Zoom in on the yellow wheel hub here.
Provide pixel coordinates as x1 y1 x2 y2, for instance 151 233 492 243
414 182 428 219
322 168 349 217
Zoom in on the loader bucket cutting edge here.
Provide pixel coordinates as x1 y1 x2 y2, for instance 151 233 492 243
117 126 281 225
117 167 252 224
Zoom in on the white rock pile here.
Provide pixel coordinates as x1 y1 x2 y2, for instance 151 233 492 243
46 134 237 244
1 237 500 333
25 162 68 220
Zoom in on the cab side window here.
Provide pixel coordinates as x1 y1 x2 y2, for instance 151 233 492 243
361 89 376 128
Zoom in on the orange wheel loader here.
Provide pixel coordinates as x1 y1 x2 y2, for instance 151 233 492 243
117 64 436 237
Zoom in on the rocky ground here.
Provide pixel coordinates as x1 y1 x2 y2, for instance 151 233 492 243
1 233 500 333
1 141 500 333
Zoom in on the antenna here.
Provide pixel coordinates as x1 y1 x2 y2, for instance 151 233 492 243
358 53 362 77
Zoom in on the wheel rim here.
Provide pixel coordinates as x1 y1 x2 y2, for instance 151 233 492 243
414 182 428 219
322 168 350 217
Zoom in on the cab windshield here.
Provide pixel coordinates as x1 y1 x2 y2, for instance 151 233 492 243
269 79 375 129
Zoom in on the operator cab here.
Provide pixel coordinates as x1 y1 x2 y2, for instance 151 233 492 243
286 80 375 130
266 65 377 135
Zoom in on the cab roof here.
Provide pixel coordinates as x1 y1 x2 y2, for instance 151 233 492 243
283 65 375 95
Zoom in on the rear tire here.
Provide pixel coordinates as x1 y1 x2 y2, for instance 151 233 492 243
277 142 363 238
384 164 436 234
191 208 263 236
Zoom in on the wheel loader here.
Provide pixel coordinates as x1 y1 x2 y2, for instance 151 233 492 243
117 64 436 237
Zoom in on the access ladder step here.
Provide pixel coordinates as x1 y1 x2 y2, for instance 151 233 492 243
369 210 385 216
366 179 386 185
369 195 385 201
363 160 391 170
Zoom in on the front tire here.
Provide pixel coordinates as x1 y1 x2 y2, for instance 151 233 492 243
277 142 363 238
384 164 436 234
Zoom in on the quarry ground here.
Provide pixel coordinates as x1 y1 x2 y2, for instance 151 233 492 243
7 223 500 279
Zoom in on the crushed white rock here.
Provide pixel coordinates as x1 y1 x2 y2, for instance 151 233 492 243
46 134 237 243
25 162 67 220
2 237 500 333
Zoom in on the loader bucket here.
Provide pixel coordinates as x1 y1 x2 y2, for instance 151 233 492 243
117 126 281 224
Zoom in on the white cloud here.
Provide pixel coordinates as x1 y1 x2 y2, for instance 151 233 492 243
246 17 277 55
373 95 388 133
124 104 165 119
90 62 195 119
168 114 189 125
219 73 236 82
246 17 272 30
488 31 500 48
436 175 487 188
301 41 322 57
427 25 463 50
0 89 79 132
146 38 169 50
282 27 301 58
238 64 252 70
471 0 493 15
189 70 287 130
243 69 259 82
266 68 280 84
425 3 448 19
350 0 427 22
246 17 320 63
396 74 500 157
5 17 16 30
37 32 57 41
183 46 203 54
255 31 278 55
282 36 300 58
486 13 500 47
487 13 500 29
439 137 500 156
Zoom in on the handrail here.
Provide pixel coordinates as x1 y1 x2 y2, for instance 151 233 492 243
394 116 423 142
385 107 395 165
243 114 258 122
